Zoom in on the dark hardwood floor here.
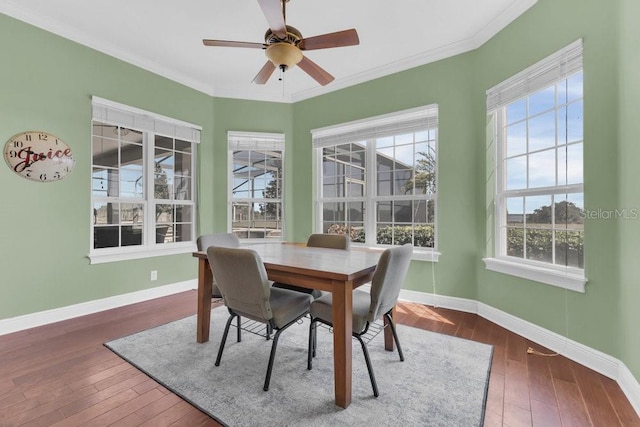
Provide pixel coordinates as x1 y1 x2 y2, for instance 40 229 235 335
0 291 638 426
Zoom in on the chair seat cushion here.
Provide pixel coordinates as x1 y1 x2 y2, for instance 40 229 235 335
269 287 313 328
310 289 371 334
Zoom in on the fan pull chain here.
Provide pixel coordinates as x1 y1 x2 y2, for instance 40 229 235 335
281 69 286 97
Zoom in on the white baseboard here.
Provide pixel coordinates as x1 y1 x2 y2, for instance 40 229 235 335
1 281 638 418
395 288 640 418
0 280 196 336
619 363 640 419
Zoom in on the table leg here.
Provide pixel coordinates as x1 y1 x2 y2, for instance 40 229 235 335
197 257 213 343
332 280 353 408
384 305 396 351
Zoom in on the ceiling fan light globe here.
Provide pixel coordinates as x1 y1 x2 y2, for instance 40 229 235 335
266 43 303 70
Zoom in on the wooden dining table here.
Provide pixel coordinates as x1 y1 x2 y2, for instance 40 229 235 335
193 242 392 409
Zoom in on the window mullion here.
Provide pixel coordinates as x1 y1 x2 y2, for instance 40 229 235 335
504 183 583 198
495 111 506 257
144 131 155 246
365 139 377 245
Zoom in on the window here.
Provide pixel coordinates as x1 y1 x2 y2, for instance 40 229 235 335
485 40 586 291
228 131 284 241
90 97 200 264
312 106 438 260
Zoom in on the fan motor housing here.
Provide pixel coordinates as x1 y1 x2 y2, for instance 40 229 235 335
264 25 303 46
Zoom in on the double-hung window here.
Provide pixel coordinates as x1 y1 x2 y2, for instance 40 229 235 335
228 131 284 241
312 105 438 260
484 40 586 291
90 97 200 264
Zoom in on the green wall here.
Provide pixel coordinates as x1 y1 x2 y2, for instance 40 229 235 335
210 98 293 238
474 0 622 361
2 0 639 385
0 14 214 318
0 14 293 321
617 0 640 380
291 0 638 382
292 54 478 300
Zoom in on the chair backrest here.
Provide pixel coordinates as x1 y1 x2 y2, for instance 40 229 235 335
307 233 350 250
197 233 240 251
206 247 273 322
367 244 413 322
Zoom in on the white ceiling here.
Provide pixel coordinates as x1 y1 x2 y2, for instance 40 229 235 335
1 0 536 103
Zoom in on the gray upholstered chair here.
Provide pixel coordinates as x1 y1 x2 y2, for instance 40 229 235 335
272 233 350 299
196 233 240 298
207 246 313 391
197 233 246 341
307 243 413 397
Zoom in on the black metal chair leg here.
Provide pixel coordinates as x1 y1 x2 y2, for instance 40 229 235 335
385 312 404 361
263 328 283 391
355 334 379 397
307 319 315 370
216 315 236 366
266 324 272 340
312 322 317 357
237 315 242 342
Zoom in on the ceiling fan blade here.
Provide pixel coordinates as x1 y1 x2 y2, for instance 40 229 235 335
257 0 287 40
252 61 277 84
299 29 360 51
297 55 334 86
203 39 265 49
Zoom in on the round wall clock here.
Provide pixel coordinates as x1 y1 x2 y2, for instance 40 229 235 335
3 131 75 182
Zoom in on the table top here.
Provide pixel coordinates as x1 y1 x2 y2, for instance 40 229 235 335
194 242 381 282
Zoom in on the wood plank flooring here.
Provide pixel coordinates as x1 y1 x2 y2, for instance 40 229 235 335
1 291 638 426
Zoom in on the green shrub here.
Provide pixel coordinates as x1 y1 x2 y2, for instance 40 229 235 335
506 228 583 268
327 224 434 247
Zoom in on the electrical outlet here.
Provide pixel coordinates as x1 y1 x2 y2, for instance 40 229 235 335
150 270 158 281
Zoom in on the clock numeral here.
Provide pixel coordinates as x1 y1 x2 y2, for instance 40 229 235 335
25 134 32 141
53 171 61 180
25 169 33 178
7 150 18 158
38 133 48 141
12 140 24 148
39 173 47 181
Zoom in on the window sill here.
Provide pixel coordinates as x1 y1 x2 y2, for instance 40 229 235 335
238 238 283 245
351 244 440 262
482 257 587 293
412 250 440 262
88 242 198 265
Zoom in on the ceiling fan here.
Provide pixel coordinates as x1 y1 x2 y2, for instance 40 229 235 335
202 0 359 86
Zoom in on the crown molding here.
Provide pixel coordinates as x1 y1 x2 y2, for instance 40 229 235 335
1 0 538 104
289 0 538 103
0 1 217 96
289 36 480 103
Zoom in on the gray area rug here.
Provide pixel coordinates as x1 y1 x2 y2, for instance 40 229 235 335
105 308 492 426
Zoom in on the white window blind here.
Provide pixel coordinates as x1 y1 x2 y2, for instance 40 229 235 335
311 105 438 148
228 131 285 151
486 39 583 112
92 96 201 143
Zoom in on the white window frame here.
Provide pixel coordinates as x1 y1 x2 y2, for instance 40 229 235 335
227 131 285 243
483 40 587 292
88 97 200 264
311 105 439 262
